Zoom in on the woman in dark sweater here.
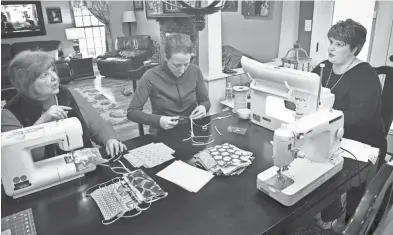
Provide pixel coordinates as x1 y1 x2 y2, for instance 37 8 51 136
2 51 126 160
312 19 386 230
127 33 211 135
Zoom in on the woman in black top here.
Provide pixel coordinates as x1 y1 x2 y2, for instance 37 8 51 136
312 19 386 230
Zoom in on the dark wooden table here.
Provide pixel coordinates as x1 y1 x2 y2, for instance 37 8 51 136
1 111 370 235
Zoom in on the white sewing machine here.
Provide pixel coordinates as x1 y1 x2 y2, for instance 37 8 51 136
1 117 96 198
257 109 345 206
241 56 335 131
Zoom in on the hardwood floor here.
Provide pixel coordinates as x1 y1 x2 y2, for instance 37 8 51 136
66 67 151 141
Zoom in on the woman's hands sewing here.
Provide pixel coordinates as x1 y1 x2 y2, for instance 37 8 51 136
190 105 206 120
160 116 179 130
105 139 127 157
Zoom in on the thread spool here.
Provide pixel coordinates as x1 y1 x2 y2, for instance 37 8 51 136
233 86 250 113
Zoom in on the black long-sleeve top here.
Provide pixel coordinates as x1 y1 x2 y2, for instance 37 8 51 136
312 60 385 149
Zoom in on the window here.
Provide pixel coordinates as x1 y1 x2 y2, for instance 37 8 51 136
71 5 106 58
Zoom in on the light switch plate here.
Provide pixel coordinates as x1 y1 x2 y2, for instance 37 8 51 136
305 20 312 32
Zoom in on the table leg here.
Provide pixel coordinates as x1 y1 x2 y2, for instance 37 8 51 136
131 79 145 136
132 80 137 93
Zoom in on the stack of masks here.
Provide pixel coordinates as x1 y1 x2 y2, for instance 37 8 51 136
194 143 254 176
86 169 167 225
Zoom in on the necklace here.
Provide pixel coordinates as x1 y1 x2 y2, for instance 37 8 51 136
325 58 356 90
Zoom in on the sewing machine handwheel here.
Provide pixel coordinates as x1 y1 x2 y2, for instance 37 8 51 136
336 128 344 140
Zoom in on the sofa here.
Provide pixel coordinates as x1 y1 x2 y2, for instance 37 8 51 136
1 40 72 89
97 35 153 79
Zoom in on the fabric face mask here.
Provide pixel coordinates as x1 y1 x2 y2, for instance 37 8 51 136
88 179 143 225
112 179 140 212
123 169 168 203
90 184 124 222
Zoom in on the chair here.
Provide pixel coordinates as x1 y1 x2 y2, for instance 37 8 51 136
221 45 255 73
125 62 160 137
96 35 153 79
375 66 393 136
339 160 393 235
334 66 393 234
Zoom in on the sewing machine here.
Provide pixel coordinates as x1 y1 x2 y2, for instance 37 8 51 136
241 56 335 131
1 117 96 199
257 109 345 206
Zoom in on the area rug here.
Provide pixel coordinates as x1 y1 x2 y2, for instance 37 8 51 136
72 86 130 126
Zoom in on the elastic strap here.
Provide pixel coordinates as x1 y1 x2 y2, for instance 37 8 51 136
102 211 125 225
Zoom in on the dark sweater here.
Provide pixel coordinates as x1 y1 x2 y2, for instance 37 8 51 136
127 63 211 131
312 60 385 149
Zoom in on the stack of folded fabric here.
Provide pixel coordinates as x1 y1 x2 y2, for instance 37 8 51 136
194 143 254 176
123 143 175 168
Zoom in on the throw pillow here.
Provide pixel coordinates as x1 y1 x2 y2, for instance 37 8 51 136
119 50 137 58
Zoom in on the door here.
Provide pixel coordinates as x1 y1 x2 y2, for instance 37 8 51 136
310 0 334 67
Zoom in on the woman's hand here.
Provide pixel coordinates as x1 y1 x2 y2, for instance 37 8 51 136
42 105 72 122
105 139 127 157
159 116 179 130
190 105 206 120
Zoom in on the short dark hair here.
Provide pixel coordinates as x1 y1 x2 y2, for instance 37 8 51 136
164 33 194 59
8 50 56 94
327 19 367 56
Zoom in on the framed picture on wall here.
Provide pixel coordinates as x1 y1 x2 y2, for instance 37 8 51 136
145 0 163 18
222 1 238 12
242 0 271 17
1 1 46 38
46 7 62 24
133 0 144 10
163 0 197 13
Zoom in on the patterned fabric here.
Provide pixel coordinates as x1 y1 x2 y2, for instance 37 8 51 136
71 148 107 172
88 170 166 223
194 143 254 176
123 169 168 203
112 181 140 212
91 185 124 221
123 143 175 168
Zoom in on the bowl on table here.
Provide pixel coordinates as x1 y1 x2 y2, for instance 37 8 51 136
237 108 251 120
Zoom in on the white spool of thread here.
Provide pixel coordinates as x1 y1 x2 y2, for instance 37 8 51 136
233 86 249 113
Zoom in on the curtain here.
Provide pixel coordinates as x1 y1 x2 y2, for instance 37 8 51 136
70 0 113 52
85 0 112 52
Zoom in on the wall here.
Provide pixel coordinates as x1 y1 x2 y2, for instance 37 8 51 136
108 0 133 47
332 0 376 61
278 1 300 58
298 1 314 55
221 0 283 63
134 5 160 42
369 0 393 67
1 1 74 56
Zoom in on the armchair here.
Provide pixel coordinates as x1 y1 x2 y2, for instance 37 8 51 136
97 35 153 79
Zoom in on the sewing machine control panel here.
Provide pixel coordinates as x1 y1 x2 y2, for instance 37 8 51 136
2 126 45 142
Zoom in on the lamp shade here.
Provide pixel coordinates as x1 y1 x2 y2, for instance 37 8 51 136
65 28 85 40
123 11 136 23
